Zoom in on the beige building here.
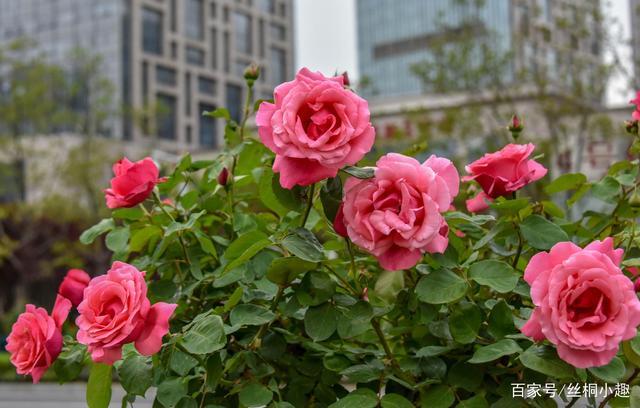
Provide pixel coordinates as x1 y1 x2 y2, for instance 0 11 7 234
0 0 295 153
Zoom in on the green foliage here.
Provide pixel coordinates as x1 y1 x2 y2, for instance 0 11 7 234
50 72 640 408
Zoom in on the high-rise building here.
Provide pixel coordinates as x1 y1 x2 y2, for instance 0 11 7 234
631 0 640 83
0 0 294 152
357 0 603 100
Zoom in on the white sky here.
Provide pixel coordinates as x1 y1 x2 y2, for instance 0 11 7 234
294 0 633 106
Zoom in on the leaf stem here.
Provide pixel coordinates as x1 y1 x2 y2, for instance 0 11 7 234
598 368 639 408
370 318 415 387
152 191 191 266
346 239 362 293
250 286 284 349
301 183 316 228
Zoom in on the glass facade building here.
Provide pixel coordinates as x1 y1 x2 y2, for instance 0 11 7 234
357 0 602 100
357 0 512 99
0 0 294 151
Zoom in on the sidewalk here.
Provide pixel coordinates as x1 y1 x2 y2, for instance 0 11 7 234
0 382 154 407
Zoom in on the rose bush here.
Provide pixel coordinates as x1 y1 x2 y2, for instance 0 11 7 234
7 67 640 408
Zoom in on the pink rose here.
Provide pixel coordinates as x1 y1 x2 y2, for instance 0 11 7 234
105 157 166 209
76 262 177 365
463 144 547 212
521 238 640 368
630 91 640 120
341 153 459 271
256 68 375 189
58 269 90 308
6 295 71 383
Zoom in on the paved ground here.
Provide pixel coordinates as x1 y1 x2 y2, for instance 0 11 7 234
0 382 154 407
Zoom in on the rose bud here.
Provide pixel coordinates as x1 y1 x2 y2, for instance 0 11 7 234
333 203 348 238
244 63 260 85
58 269 91 308
218 167 230 186
341 71 351 87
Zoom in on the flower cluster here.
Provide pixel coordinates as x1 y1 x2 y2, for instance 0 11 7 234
7 67 640 406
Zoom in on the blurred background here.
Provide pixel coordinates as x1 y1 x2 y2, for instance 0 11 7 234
0 0 637 392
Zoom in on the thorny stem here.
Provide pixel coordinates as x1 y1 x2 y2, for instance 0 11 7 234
346 239 362 293
301 183 316 228
250 286 285 349
370 318 415 387
152 191 191 266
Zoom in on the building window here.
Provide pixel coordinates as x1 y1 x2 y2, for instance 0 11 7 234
270 47 286 84
211 28 218 69
186 125 192 144
171 42 178 59
198 77 217 95
271 23 286 41
185 0 204 40
226 84 243 122
156 66 176 86
142 7 163 55
170 0 177 31
157 94 176 140
199 103 218 149
258 0 275 13
185 73 192 116
211 2 217 18
224 31 230 72
233 12 252 54
186 46 205 66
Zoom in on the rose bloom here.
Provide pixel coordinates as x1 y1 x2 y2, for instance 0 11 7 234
256 68 375 189
521 238 640 368
104 157 166 209
76 262 177 365
630 91 640 120
58 269 91 307
6 295 71 383
463 143 547 212
338 153 459 271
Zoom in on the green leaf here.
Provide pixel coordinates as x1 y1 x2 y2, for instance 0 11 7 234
415 269 468 304
420 385 455 408
320 176 343 222
328 389 378 408
281 228 324 262
169 348 199 376
164 211 205 236
129 225 162 252
230 304 275 326
447 361 483 391
519 345 575 378
80 218 115 244
415 345 453 358
487 300 515 339
337 301 373 339
468 260 519 293
259 169 290 217
342 166 375 179
449 302 482 344
181 312 227 354
238 382 273 408
224 231 268 259
266 257 316 285
296 271 336 306
157 377 188 408
87 363 112 408
223 238 272 273
520 215 569 250
272 173 304 211
468 339 522 363
458 395 489 408
374 270 405 303
588 357 625 383
340 363 384 383
381 393 414 408
53 342 86 383
545 173 587 194
176 397 198 408
304 303 338 341
592 176 621 203
117 352 153 396
203 107 230 121
205 354 223 391
489 197 530 216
